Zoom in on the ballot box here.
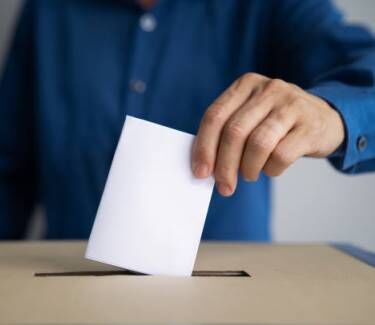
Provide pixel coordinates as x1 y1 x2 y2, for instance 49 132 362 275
0 241 374 324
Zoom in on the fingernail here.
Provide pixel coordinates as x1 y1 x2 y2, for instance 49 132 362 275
194 163 209 178
217 183 233 196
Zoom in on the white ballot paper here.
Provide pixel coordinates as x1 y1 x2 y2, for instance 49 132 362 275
86 115 214 276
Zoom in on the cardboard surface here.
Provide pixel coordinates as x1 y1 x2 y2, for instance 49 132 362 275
0 241 374 324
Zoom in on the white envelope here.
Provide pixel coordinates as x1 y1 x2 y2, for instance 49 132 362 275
85 115 214 276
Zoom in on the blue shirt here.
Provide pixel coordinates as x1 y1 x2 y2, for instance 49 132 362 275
1 0 375 240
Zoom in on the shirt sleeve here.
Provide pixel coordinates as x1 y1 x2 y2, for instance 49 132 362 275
0 1 37 239
268 0 375 174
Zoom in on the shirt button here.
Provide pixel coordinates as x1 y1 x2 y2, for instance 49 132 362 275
139 13 157 32
129 79 147 94
357 135 368 152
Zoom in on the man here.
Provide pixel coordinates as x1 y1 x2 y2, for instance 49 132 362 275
0 0 374 240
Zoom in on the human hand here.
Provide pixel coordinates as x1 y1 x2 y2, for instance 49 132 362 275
192 73 345 196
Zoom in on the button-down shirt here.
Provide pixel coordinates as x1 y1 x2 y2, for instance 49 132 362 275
1 0 375 239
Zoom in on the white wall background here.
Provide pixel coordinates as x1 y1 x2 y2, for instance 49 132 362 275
273 0 375 252
0 1 374 250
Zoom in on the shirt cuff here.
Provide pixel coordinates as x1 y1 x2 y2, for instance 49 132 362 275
307 81 374 173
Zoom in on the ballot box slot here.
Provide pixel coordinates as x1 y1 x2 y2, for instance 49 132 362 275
193 270 250 277
34 270 250 277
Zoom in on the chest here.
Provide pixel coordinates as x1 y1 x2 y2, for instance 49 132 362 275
33 0 270 175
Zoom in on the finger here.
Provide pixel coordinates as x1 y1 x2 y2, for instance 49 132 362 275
240 107 297 182
263 127 308 177
192 73 267 178
213 94 276 196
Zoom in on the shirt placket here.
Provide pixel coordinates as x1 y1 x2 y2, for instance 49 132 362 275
123 2 166 120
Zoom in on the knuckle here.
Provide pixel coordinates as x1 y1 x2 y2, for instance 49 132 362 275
203 106 225 126
235 72 261 89
248 129 276 152
223 121 246 143
266 78 286 92
262 116 284 135
242 72 259 83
